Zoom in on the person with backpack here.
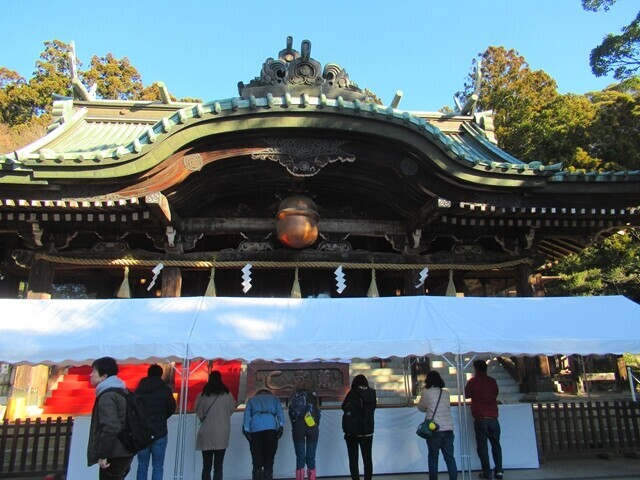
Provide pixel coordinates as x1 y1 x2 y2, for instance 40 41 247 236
417 370 458 480
87 356 135 479
243 388 285 480
341 374 377 480
134 364 177 480
288 383 321 480
195 371 237 480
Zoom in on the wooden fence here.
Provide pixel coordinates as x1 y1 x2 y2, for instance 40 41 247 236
0 416 72 478
533 401 640 459
1 402 638 476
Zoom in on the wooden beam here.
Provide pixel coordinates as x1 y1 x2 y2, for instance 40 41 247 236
178 218 407 236
409 198 450 230
145 193 173 225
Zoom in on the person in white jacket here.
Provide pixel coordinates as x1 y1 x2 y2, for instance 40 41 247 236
417 371 458 480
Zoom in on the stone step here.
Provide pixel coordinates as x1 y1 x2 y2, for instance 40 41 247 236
350 356 524 405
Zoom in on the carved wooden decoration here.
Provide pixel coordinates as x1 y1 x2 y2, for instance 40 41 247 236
246 361 349 402
252 138 355 176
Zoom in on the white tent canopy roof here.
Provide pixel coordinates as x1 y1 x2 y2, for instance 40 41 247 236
1 295 638 365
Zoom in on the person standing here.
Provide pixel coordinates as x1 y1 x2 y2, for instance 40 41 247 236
288 384 321 480
417 371 458 480
341 374 377 480
134 364 177 480
243 388 285 480
465 359 503 480
195 371 237 480
87 356 135 479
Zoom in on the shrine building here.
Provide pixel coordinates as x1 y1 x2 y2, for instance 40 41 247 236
1 37 639 409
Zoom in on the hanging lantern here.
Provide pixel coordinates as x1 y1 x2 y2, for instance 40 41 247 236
276 195 319 249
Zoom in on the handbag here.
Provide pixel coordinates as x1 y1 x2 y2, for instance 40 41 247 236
304 411 316 427
416 389 442 439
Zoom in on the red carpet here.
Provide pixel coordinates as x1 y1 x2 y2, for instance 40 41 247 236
41 361 241 416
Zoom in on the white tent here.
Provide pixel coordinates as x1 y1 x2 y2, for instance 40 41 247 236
1 295 639 365
2 295 639 480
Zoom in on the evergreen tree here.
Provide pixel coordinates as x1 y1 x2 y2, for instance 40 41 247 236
583 0 640 80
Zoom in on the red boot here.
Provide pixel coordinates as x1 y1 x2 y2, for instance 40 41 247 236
296 468 305 480
307 468 316 480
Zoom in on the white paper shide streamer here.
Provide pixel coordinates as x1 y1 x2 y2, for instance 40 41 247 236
334 265 346 294
147 263 164 291
415 267 429 288
241 264 253 293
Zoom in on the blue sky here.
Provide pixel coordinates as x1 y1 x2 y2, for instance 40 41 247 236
2 1 638 111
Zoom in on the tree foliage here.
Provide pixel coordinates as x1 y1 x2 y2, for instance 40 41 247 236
458 46 640 171
584 2 640 80
587 80 640 170
545 230 640 302
81 53 143 100
0 40 178 152
458 47 560 161
582 0 619 12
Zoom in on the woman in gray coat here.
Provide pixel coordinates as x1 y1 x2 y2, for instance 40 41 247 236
195 371 237 480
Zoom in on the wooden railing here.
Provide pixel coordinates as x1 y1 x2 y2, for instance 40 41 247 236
0 417 73 478
532 401 640 459
1 403 638 476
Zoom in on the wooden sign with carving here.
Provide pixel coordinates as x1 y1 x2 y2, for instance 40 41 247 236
246 361 350 403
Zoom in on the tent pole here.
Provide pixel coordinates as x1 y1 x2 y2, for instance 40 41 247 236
442 353 475 479
173 358 208 479
403 356 412 405
173 357 191 480
629 366 638 403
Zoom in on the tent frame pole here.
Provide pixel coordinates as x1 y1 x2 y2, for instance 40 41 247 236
442 352 476 480
173 357 190 480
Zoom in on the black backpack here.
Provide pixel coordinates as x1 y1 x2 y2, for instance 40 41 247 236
289 390 308 422
101 388 157 453
342 391 363 436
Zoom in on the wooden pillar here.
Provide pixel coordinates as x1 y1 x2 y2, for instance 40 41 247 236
615 355 627 392
162 267 182 298
11 364 50 411
515 263 533 297
403 269 425 296
0 272 20 298
515 263 556 397
26 259 54 299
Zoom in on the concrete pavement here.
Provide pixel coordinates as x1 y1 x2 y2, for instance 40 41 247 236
6 455 640 480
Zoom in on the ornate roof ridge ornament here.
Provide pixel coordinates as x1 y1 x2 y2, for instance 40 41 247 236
238 36 369 101
252 138 356 177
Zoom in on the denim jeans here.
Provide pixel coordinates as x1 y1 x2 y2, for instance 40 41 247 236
136 434 168 480
426 430 458 480
473 418 503 477
292 420 319 469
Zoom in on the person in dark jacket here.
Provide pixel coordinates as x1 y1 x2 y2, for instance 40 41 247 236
134 364 177 480
87 356 134 480
341 374 377 480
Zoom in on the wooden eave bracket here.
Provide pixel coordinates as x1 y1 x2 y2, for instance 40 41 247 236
145 192 175 225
